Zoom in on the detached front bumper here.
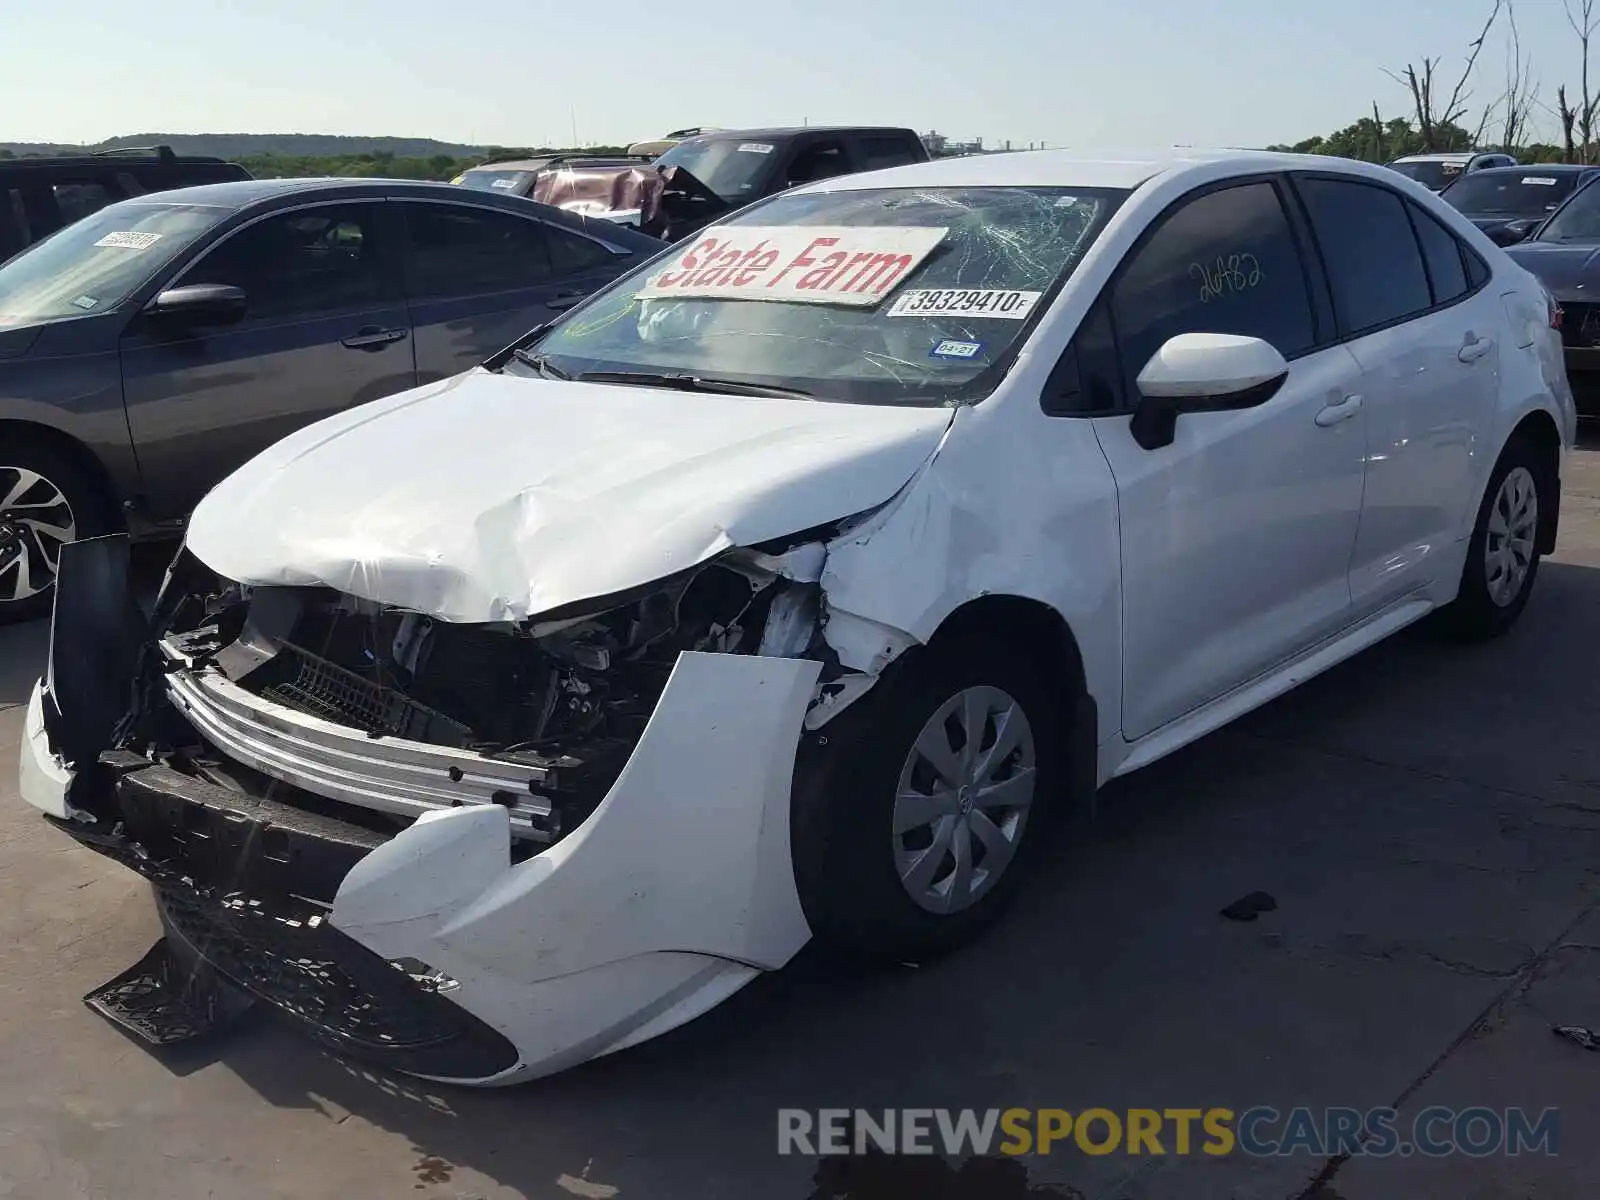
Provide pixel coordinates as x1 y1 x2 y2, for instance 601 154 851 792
20 650 823 1085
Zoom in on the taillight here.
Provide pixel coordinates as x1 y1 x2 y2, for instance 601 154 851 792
1549 292 1564 329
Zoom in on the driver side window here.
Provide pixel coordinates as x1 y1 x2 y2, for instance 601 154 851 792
182 203 396 322
1109 181 1317 397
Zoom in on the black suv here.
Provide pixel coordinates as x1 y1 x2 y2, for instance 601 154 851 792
0 146 250 261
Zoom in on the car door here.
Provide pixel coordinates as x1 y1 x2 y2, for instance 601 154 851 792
120 198 416 520
1294 175 1501 616
397 199 630 384
1079 177 1368 740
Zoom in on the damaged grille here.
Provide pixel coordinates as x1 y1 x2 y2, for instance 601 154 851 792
259 645 472 746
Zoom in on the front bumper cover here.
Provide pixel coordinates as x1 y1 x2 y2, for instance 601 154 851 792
22 648 824 1085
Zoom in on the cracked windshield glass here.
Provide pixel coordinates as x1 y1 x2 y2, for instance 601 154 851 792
524 186 1126 405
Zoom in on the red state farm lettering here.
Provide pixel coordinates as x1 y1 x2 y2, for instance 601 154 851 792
653 236 721 288
767 237 839 289
731 244 778 286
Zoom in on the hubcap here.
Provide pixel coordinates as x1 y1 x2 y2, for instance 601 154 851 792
1485 465 1538 608
0 467 77 604
892 684 1037 915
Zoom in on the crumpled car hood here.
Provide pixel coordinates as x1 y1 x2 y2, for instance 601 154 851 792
184 369 954 623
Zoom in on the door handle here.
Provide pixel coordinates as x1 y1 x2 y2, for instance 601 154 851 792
1458 335 1494 363
1314 394 1363 427
341 326 408 350
544 291 588 312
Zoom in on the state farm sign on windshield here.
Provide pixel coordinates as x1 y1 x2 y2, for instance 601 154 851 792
636 226 948 307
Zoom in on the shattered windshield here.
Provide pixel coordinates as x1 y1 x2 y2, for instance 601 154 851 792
521 185 1128 406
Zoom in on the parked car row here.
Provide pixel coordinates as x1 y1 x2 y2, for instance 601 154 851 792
16 146 1576 1088
0 176 661 619
462 125 930 240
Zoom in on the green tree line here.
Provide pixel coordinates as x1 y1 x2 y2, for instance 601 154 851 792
1266 115 1569 166
234 146 632 180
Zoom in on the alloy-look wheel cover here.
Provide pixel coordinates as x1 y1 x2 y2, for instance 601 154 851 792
892 684 1037 915
1486 465 1538 608
0 467 77 604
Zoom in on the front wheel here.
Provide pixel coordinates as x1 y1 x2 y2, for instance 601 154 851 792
791 635 1072 963
0 442 109 626
1434 434 1550 640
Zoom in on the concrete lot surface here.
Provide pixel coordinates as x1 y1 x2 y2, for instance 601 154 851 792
2 437 1600 1199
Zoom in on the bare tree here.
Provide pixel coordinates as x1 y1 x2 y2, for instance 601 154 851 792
1498 2 1539 152
1567 0 1600 160
1559 85 1580 160
1387 1 1503 149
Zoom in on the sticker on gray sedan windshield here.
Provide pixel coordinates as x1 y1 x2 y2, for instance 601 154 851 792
71 295 99 310
737 142 775 154
1523 176 1559 185
887 289 1042 319
93 231 163 250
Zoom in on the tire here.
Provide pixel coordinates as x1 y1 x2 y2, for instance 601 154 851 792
0 439 111 626
1433 433 1550 641
791 633 1073 963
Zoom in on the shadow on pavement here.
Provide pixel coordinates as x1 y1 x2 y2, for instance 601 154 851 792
162 558 1600 1199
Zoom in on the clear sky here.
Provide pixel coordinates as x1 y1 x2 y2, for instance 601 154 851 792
0 0 1587 149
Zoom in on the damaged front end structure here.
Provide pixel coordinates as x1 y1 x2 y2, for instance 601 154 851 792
25 533 851 1084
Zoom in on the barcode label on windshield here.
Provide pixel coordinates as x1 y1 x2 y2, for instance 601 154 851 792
886 289 1042 319
94 231 163 250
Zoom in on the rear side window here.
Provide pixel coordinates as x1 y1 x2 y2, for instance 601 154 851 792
52 181 116 225
401 202 553 298
1110 180 1316 390
858 135 922 171
1405 202 1470 304
544 223 618 275
1298 178 1432 334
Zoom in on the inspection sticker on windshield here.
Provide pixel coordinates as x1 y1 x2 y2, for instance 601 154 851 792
737 142 775 154
93 231 163 251
637 225 948 306
1524 176 1559 185
930 339 984 359
887 289 1043 319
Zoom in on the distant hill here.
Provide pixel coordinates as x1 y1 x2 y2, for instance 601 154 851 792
0 133 493 159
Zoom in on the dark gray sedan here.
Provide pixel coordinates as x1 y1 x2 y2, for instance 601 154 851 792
0 178 661 620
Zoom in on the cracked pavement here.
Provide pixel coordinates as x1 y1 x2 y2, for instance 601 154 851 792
1 434 1599 1199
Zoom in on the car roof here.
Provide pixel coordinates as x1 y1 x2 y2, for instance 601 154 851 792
1390 152 1481 164
469 156 651 172
1455 163 1593 176
0 150 235 171
97 176 663 248
688 126 919 142
800 147 1395 193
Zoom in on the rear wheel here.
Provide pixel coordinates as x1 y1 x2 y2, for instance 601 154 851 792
792 634 1073 962
1433 434 1549 640
0 441 109 626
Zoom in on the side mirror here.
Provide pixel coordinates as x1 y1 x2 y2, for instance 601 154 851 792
146 283 247 326
1492 220 1536 246
1129 333 1288 451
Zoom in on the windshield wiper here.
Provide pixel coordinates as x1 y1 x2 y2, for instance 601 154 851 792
512 348 572 380
575 370 814 399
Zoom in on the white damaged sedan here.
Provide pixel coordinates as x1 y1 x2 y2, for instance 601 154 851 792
19 149 1575 1084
